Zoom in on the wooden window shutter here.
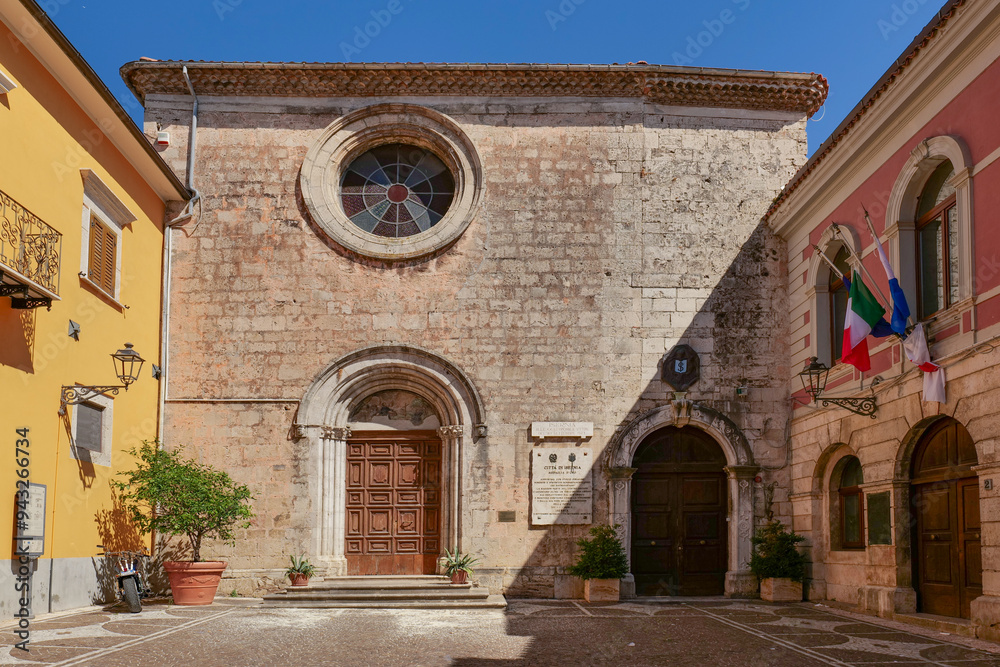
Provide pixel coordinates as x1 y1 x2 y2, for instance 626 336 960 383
88 215 117 296
102 225 116 294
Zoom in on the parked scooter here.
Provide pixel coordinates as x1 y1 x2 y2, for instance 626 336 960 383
97 546 152 613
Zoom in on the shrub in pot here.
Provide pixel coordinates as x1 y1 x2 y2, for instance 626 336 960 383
750 520 807 602
568 524 629 602
115 441 255 605
443 549 478 584
285 555 316 587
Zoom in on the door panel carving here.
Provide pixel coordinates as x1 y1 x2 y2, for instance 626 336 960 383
346 430 443 575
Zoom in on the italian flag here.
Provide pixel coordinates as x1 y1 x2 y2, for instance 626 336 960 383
841 270 886 372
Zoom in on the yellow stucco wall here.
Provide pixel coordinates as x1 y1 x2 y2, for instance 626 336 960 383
0 21 166 589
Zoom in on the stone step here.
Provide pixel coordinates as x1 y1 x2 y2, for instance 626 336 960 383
262 594 508 610
261 575 503 609
269 589 490 602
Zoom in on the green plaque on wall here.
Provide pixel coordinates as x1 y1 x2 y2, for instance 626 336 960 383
867 491 892 545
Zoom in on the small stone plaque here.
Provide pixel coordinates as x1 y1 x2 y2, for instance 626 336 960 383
531 448 593 525
867 491 892 545
497 511 516 523
531 422 593 439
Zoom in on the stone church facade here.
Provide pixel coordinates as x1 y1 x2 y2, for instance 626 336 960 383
123 62 826 598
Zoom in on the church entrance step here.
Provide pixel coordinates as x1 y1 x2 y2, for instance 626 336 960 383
261 575 506 609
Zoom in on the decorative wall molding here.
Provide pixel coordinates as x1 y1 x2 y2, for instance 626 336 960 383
122 62 827 116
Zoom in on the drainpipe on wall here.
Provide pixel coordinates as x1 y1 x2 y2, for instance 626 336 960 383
157 64 201 444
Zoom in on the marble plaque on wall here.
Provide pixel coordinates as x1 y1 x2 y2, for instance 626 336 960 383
531 448 593 525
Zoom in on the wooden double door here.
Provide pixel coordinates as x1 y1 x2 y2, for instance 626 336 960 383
345 431 442 575
631 427 728 596
912 419 982 619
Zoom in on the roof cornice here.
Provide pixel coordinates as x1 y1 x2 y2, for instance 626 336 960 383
120 61 828 116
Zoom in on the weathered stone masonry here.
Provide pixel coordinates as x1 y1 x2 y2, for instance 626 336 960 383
126 63 825 597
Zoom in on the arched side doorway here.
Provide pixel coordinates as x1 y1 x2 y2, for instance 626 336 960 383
631 427 728 596
294 345 485 577
911 417 982 619
607 401 758 598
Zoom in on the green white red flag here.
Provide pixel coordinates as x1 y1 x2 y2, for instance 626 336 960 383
841 270 886 372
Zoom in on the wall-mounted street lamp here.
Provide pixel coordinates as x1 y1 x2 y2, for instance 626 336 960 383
798 356 878 419
59 343 145 415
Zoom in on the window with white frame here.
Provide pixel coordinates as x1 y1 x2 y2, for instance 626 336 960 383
79 169 135 301
886 136 972 324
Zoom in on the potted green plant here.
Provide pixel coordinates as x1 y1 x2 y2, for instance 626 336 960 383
750 520 807 602
568 524 629 602
443 549 478 584
285 555 316 587
114 441 255 606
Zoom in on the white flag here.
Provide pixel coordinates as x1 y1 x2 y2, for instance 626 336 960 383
902 323 945 403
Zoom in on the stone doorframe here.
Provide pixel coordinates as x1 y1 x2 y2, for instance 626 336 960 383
293 344 486 576
606 398 758 598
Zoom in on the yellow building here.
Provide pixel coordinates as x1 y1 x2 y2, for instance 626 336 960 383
0 0 189 614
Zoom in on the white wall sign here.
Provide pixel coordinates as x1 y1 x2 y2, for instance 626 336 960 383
531 448 593 525
15 483 46 557
531 422 593 439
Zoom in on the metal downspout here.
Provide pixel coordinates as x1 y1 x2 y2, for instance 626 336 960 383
157 65 200 443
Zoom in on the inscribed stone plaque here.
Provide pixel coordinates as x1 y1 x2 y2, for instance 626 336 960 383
531 448 593 525
867 491 892 545
531 422 593 439
497 511 516 523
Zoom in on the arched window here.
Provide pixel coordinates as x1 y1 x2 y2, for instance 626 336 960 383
916 160 959 318
830 455 864 550
829 247 851 363
838 458 865 549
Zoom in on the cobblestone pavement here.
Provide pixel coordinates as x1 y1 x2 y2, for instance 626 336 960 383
3 598 1000 666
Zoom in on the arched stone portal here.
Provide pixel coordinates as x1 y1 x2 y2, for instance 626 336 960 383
294 345 485 576
607 399 758 598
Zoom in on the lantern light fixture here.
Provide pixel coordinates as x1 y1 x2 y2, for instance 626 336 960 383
59 343 146 415
797 356 877 418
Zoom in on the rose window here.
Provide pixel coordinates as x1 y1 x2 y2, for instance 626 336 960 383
340 143 456 238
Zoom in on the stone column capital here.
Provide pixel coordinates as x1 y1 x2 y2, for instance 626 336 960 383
321 426 351 441
724 465 760 480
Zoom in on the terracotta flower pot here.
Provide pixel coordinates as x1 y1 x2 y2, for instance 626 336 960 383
163 561 227 605
450 570 469 584
289 573 310 587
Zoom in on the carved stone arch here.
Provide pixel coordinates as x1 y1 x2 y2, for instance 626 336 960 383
886 135 974 309
294 344 486 575
893 414 955 481
608 402 754 470
606 401 758 598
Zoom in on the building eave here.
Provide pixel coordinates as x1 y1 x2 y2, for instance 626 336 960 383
120 61 828 117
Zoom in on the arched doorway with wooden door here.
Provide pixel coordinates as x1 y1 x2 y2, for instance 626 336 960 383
345 390 443 575
630 426 728 596
911 417 982 618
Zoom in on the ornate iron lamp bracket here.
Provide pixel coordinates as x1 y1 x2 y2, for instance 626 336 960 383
819 396 878 419
59 386 122 415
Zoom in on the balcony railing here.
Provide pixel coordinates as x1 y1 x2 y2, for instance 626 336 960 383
0 188 62 309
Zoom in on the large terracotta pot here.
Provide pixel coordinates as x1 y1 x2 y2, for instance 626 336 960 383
450 570 468 585
289 573 310 587
163 561 227 605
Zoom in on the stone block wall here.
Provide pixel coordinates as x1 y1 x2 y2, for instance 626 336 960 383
147 96 807 595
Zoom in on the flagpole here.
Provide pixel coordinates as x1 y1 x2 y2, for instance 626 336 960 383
830 222 894 311
861 206 914 329
811 244 846 280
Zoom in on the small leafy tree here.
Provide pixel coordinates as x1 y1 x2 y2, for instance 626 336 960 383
568 524 629 580
114 441 255 562
749 520 807 583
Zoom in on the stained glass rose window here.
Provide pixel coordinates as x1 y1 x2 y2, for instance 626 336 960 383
340 143 455 238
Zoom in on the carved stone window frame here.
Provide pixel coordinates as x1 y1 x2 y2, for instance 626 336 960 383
300 104 483 262
807 225 862 368
885 135 973 323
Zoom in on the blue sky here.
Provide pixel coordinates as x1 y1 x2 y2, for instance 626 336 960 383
46 0 946 155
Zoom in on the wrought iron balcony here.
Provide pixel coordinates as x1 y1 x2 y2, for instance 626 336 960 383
0 188 62 309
